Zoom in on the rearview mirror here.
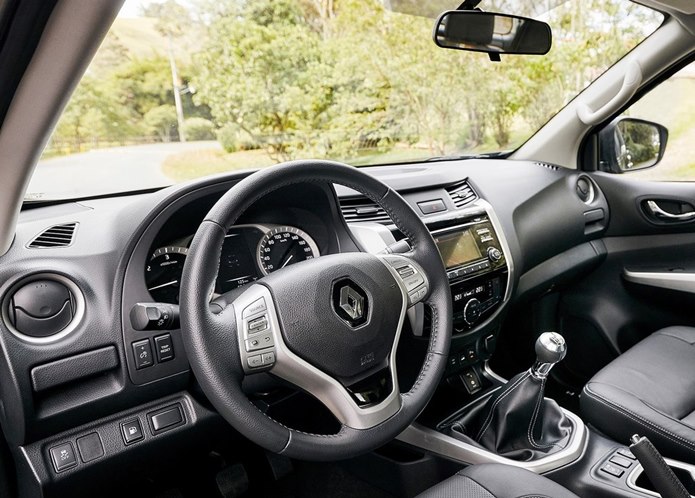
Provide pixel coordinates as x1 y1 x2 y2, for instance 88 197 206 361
598 118 668 173
433 11 552 55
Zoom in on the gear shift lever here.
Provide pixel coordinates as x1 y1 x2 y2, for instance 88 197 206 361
531 332 567 379
446 331 574 461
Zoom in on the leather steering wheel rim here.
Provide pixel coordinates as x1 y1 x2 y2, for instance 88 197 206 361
180 160 452 461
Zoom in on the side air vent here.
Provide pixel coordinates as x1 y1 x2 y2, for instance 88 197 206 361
27 223 78 248
339 198 391 224
535 162 560 171
576 176 595 204
446 182 477 209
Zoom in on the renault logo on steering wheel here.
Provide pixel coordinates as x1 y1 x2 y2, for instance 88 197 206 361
332 279 368 327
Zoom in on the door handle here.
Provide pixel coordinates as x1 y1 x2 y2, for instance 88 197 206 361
646 200 695 221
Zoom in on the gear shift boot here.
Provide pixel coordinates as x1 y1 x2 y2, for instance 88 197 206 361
444 332 574 461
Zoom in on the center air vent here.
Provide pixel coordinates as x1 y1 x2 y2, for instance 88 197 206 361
339 198 391 224
27 223 78 248
4 275 84 341
446 181 477 209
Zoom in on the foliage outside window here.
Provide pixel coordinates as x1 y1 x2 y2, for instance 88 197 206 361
34 0 662 198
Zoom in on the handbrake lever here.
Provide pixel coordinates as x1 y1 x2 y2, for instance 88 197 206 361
630 434 690 498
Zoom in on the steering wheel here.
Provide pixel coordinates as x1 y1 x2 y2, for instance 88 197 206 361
179 160 452 461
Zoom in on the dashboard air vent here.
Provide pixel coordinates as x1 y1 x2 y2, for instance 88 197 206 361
27 223 78 248
535 162 560 171
446 182 477 209
340 198 391 224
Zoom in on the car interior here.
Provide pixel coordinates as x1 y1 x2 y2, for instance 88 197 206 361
4 0 695 497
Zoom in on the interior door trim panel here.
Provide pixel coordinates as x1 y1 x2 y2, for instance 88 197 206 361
623 268 695 293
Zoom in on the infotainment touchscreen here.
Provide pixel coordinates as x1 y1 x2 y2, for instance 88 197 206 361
434 229 482 269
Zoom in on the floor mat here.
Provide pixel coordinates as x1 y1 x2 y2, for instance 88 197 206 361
252 462 395 498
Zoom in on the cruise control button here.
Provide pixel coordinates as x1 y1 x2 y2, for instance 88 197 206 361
132 339 154 369
247 355 263 368
49 442 77 472
242 298 267 318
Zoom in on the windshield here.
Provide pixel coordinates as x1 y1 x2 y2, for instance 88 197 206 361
28 0 662 200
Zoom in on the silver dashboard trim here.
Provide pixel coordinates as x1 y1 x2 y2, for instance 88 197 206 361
396 409 587 474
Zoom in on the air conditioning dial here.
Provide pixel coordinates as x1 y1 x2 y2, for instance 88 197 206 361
463 298 481 325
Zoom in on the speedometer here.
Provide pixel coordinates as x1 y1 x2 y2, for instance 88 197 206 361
257 226 319 275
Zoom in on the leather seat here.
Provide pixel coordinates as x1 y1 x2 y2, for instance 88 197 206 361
582 326 695 463
417 463 579 498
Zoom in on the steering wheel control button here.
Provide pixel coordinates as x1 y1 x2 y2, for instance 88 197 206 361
76 433 104 463
245 332 274 352
148 404 184 434
49 442 77 472
247 315 268 334
154 334 174 362
261 352 275 365
247 355 264 369
242 298 267 318
132 339 154 369
121 419 144 445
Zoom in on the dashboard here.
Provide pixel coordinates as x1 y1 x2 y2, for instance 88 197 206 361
0 158 612 495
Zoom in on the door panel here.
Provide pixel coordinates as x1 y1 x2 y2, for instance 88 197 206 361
556 172 695 383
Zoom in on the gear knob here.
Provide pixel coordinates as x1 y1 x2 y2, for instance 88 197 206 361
531 332 567 379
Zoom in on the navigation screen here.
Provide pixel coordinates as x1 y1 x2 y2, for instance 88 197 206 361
434 230 482 269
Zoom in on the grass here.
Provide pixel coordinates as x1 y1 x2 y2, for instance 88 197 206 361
161 149 276 182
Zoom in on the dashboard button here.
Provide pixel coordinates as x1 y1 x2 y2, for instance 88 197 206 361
242 298 267 318
121 419 144 444
49 442 77 472
154 334 174 362
132 340 154 369
148 405 184 434
76 433 104 463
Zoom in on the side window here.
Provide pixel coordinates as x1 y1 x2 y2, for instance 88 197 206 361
604 62 695 181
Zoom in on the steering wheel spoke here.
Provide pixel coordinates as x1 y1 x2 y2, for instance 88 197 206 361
232 283 405 429
378 254 430 307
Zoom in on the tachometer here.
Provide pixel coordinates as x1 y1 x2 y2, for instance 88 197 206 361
145 246 188 303
257 226 319 275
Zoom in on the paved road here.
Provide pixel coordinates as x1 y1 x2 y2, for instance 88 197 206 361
28 141 221 200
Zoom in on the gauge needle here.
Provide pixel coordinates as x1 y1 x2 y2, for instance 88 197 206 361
280 254 294 268
226 275 253 283
148 280 178 291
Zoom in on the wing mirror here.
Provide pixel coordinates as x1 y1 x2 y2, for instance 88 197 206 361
598 118 668 173
433 11 552 55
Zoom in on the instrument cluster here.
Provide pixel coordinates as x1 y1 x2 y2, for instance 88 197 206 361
145 224 320 303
